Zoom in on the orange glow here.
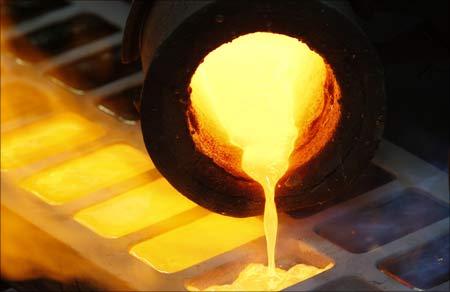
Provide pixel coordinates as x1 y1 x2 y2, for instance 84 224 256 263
1 16 11 51
20 144 154 204
1 112 104 170
130 213 263 273
188 32 340 289
0 82 66 125
188 32 341 181
74 178 197 238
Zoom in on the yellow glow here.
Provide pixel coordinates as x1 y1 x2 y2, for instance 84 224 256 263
188 32 332 181
74 178 197 238
1 113 104 170
1 82 64 124
188 32 341 288
20 144 154 204
129 213 263 273
189 32 335 277
188 263 333 291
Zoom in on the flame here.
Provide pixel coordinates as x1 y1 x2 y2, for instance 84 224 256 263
188 32 340 289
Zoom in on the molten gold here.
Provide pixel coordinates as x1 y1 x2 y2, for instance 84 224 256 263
189 32 339 289
188 263 333 291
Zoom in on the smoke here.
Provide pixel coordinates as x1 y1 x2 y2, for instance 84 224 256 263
0 206 130 290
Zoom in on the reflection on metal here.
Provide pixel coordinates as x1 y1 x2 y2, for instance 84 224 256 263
74 178 197 238
1 112 104 170
130 214 264 273
20 144 153 204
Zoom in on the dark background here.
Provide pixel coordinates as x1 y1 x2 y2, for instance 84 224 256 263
349 0 449 172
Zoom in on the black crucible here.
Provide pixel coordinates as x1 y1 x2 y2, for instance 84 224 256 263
122 0 385 217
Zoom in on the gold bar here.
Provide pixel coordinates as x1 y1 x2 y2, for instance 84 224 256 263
1 82 62 124
74 178 197 238
1 113 104 169
20 144 154 204
130 214 263 273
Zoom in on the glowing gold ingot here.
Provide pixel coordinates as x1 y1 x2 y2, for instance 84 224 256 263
74 178 197 238
1 113 104 170
20 144 153 204
1 82 62 124
130 214 263 273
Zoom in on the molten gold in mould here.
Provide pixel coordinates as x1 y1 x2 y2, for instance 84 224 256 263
188 32 340 290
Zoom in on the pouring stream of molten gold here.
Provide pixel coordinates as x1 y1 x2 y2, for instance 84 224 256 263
189 32 330 290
